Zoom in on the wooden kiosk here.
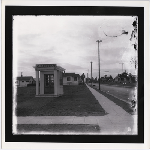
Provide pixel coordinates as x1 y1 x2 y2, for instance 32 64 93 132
33 64 65 97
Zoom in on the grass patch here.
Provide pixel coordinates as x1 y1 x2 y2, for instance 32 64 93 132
16 85 106 116
17 124 100 133
89 86 135 115
93 82 137 88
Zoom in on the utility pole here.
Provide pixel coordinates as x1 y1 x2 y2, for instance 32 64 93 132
96 40 102 90
87 73 88 84
86 69 89 84
87 69 89 79
90 62 92 86
119 63 124 73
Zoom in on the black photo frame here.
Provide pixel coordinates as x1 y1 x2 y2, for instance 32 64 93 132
5 6 144 143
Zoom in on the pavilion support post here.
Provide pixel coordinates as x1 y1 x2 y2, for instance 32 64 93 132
36 71 39 95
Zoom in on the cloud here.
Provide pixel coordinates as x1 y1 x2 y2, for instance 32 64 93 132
13 16 135 78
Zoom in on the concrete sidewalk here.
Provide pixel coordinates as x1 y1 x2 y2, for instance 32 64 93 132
15 84 137 134
86 84 137 134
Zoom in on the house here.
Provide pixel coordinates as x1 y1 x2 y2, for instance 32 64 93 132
15 76 35 87
101 75 113 82
63 73 81 85
34 78 40 84
114 76 121 82
114 71 137 83
101 77 107 82
114 72 129 83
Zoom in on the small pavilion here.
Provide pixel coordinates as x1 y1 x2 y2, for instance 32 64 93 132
33 64 65 97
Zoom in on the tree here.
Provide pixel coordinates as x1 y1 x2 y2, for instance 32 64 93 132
81 73 85 84
109 75 113 79
95 77 97 83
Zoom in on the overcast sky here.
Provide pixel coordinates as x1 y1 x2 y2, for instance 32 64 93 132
13 16 137 78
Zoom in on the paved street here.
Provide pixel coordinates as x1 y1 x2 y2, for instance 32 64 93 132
92 83 137 103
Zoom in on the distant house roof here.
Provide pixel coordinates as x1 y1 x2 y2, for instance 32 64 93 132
17 76 34 81
63 73 80 78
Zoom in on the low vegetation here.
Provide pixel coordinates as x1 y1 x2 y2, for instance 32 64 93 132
17 124 100 133
16 85 106 116
90 86 135 115
92 81 137 88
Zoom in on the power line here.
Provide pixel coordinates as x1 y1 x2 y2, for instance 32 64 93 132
103 30 128 38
